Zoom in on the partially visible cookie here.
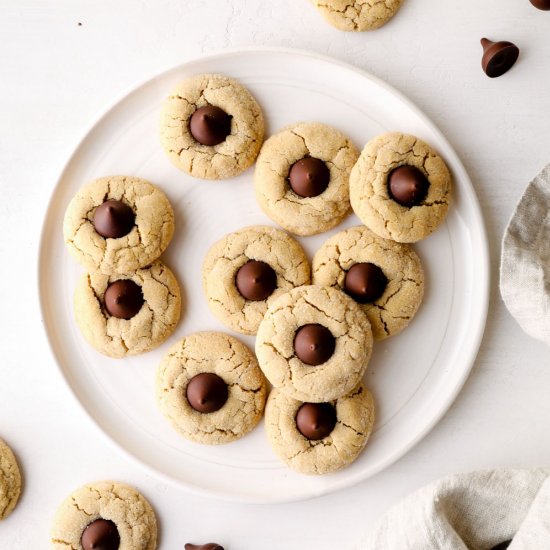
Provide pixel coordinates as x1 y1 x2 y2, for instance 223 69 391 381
63 175 175 274
50 481 157 550
0 439 21 520
312 226 424 340
265 384 375 475
156 332 267 445
255 285 373 403
254 122 358 236
74 260 181 358
202 226 311 335
160 73 264 180
350 132 452 243
310 0 404 32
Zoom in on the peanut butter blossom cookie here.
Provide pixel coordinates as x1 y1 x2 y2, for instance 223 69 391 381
255 285 373 403
312 226 424 340
202 226 311 335
63 175 175 274
310 0 404 32
74 260 181 358
254 122 359 236
265 384 375 475
350 132 452 243
160 73 264 180
50 481 157 550
156 332 267 445
0 438 21 521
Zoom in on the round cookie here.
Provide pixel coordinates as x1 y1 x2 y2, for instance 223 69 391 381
349 132 452 243
156 332 267 445
160 73 264 180
310 0 404 32
74 260 181 358
50 481 157 550
312 226 424 340
0 439 21 520
265 384 375 475
255 285 373 402
63 175 175 275
202 226 311 335
254 122 359 236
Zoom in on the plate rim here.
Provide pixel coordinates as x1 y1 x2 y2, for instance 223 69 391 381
37 46 490 504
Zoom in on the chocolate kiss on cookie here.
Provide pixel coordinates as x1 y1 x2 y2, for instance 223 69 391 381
186 373 228 413
93 199 135 239
104 280 144 320
235 260 277 301
296 402 337 440
189 105 232 146
388 165 429 207
294 324 335 366
81 519 120 550
288 157 330 198
344 263 388 304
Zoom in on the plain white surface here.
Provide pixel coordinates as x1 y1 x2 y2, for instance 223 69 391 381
39 49 489 503
1 0 550 547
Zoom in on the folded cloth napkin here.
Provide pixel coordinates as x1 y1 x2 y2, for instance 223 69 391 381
352 468 550 550
500 164 550 346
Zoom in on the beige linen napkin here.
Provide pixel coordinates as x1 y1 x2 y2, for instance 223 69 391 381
500 164 550 346
353 469 550 550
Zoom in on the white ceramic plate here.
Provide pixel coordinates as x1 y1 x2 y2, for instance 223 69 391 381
38 48 489 503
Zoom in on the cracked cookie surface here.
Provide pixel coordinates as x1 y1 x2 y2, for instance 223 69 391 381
50 481 157 549
0 439 21 520
310 0 404 31
254 122 358 236
63 175 175 275
312 226 424 340
160 73 264 180
74 260 181 358
265 384 375 474
202 226 311 335
350 132 452 242
255 285 373 402
156 332 267 445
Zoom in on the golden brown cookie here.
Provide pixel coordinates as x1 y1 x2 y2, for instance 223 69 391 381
254 122 358 236
349 132 452 242
310 0 404 32
312 226 424 339
156 332 267 445
50 481 157 549
63 175 175 275
160 74 264 180
74 261 181 358
255 285 373 402
0 438 21 521
265 384 375 475
202 226 311 335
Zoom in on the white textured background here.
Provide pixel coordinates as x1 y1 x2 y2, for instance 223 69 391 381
2 0 550 547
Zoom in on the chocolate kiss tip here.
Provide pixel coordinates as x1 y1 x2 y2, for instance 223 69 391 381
480 38 492 49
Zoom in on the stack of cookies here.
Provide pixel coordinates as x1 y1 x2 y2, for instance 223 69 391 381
63 72 452 478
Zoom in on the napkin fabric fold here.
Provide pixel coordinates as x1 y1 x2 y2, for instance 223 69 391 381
353 468 550 550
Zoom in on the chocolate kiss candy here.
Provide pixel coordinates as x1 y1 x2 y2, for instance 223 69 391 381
104 280 144 320
388 165 429 207
189 105 232 146
296 402 337 440
93 199 135 239
288 157 330 198
490 542 512 550
235 260 277 301
185 544 224 550
530 0 550 10
344 263 388 303
481 38 520 78
186 373 228 413
294 324 336 366
81 518 120 550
